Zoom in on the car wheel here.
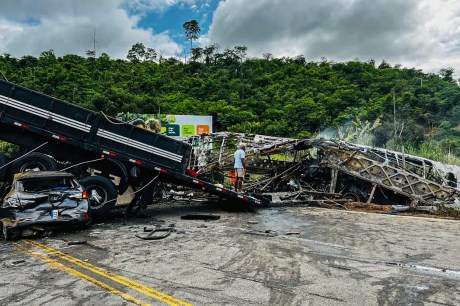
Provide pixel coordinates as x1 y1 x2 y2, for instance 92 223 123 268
11 152 58 174
80 176 117 220
0 153 8 181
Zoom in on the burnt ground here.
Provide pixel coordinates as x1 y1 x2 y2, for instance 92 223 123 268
0 202 459 306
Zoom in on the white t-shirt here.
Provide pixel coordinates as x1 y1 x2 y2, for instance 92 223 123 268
234 149 245 168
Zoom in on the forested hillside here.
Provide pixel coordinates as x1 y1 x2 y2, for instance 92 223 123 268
1 45 460 161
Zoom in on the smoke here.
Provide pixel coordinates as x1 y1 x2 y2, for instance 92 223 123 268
319 127 338 140
319 117 382 147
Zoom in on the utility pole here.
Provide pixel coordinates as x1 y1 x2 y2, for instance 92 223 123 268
393 87 397 139
93 28 97 57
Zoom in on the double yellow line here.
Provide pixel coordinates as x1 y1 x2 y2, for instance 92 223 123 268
15 240 192 306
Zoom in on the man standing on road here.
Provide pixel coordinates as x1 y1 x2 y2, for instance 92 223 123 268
234 144 246 192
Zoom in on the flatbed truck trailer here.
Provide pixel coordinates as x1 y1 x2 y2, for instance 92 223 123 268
0 79 266 219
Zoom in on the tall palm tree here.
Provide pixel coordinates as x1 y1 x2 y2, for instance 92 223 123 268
182 20 201 62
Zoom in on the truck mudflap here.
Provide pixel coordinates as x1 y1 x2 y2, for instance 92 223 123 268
151 166 270 206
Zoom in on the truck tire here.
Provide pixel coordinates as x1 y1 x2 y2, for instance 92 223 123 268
80 176 117 220
11 152 58 174
0 153 8 181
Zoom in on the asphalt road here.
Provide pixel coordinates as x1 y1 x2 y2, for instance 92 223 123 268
0 203 459 305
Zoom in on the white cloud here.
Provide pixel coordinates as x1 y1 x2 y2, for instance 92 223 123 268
0 0 183 58
123 0 197 14
208 0 460 73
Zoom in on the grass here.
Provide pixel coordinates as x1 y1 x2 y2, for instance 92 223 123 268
403 142 460 166
438 207 460 219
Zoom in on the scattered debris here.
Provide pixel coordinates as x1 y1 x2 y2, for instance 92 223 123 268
392 205 411 212
42 230 54 238
285 231 301 235
184 132 460 213
135 226 174 240
343 202 392 213
181 214 221 221
67 240 88 246
242 230 277 237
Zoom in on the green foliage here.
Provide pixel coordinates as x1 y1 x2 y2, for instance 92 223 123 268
0 141 20 157
393 141 460 166
337 117 382 146
183 19 201 60
1 44 460 164
127 43 157 62
438 207 460 219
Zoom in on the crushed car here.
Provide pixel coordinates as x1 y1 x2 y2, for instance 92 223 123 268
0 171 91 240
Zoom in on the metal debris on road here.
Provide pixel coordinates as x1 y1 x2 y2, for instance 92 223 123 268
242 229 278 237
285 231 301 235
181 214 221 220
184 132 460 211
67 241 88 246
135 226 174 240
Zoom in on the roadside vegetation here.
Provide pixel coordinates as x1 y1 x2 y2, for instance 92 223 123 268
1 42 459 164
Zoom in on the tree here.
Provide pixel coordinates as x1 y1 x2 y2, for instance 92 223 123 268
39 49 56 61
221 46 248 65
158 50 165 63
378 60 391 69
86 50 96 58
127 43 146 62
203 44 219 65
231 46 247 63
263 53 273 60
145 48 157 62
439 68 455 82
182 20 201 62
294 55 306 65
190 47 203 62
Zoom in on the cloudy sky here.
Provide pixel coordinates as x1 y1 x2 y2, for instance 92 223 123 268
0 0 459 73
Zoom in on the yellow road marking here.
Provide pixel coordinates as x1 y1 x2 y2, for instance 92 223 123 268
25 240 192 306
13 243 148 306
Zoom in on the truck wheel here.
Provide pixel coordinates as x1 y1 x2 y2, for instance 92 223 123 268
11 152 58 174
0 153 8 181
80 176 117 220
